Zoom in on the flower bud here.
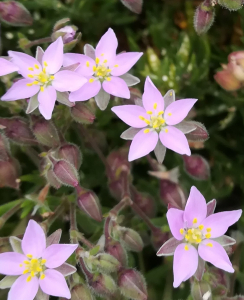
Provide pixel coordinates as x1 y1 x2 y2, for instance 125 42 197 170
151 228 170 251
31 116 60 148
70 102 96 124
208 267 229 296
89 273 117 296
92 253 121 273
160 180 186 210
51 158 79 187
45 169 61 189
0 1 33 26
185 121 209 142
118 269 147 300
183 154 210 180
120 0 143 14
214 69 241 91
0 158 20 189
0 117 37 146
58 143 82 170
107 148 130 178
71 284 94 300
105 240 128 266
229 51 244 69
191 281 212 300
131 187 156 218
218 0 243 10
118 227 144 252
194 0 215 35
0 133 10 161
76 186 102 222
108 179 124 201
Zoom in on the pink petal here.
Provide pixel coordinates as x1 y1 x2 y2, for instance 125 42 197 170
0 252 26 275
102 76 130 98
22 220 46 258
198 240 234 273
8 274 39 300
38 86 57 120
157 237 183 256
42 244 78 268
142 77 164 113
111 105 148 128
69 79 101 102
159 126 191 155
1 79 39 101
0 58 18 76
201 210 242 238
54 263 77 276
165 99 197 125
63 53 95 77
8 51 41 79
173 243 198 288
39 269 71 298
95 28 118 63
111 52 143 76
207 199 216 217
128 129 158 161
184 186 207 227
166 208 184 240
42 37 63 74
52 70 87 92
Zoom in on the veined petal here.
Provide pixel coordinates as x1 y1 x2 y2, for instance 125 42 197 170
102 76 130 99
39 269 71 299
128 129 158 161
1 79 39 101
42 37 63 74
157 237 182 256
184 186 207 227
166 208 184 240
69 79 101 102
120 127 141 140
95 88 110 110
52 70 87 92
111 105 148 128
95 28 118 63
0 252 26 275
63 53 95 77
165 99 197 126
0 58 18 76
173 243 198 288
201 210 242 238
84 44 96 60
22 220 46 258
142 77 164 113
111 52 143 76
198 240 234 273
38 86 57 120
159 126 191 156
8 274 39 300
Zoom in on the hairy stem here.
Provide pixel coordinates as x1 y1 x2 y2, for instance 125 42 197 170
41 202 65 233
24 37 52 49
0 201 22 230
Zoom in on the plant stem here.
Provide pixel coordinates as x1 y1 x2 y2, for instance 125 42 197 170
24 37 52 49
0 201 22 230
41 202 65 233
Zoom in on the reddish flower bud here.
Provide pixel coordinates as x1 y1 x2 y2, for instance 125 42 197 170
218 0 243 11
118 227 144 252
71 102 95 124
185 121 209 142
229 51 244 69
191 281 212 300
214 69 242 91
0 158 20 189
107 148 130 178
118 269 147 300
183 154 210 181
89 273 117 297
71 284 94 300
208 267 229 296
105 240 128 266
160 180 186 210
51 158 79 187
0 133 10 161
151 228 170 251
120 0 143 14
76 186 102 222
194 0 215 35
58 143 82 170
0 1 33 26
108 179 124 201
131 187 156 218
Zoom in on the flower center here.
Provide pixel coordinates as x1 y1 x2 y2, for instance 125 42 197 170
26 61 54 92
20 254 46 282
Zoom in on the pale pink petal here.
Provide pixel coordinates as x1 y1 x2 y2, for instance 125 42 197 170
22 220 46 258
102 77 130 98
52 70 87 92
63 53 95 77
1 79 39 101
0 58 18 76
38 86 57 120
128 129 158 161
40 269 71 298
111 105 148 128
0 252 26 275
198 240 234 273
165 99 197 125
95 28 118 63
159 126 191 155
142 77 164 113
111 52 143 76
42 37 63 74
69 79 101 102
184 186 207 227
201 210 242 238
8 274 39 300
42 244 78 268
166 208 184 240
173 243 198 288
8 51 41 78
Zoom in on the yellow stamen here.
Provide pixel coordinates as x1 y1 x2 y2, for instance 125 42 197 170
34 64 39 69
139 116 145 120
42 68 46 74
196 238 202 243
93 66 97 72
188 229 192 234
26 83 33 87
199 225 204 230
144 119 151 125
157 110 164 115
23 269 29 274
206 243 213 247
153 103 157 109
50 76 55 80
165 129 169 133
114 64 119 67
31 271 35 277
19 264 23 267
168 113 172 116
184 245 189 251
26 276 32 282
101 53 104 56
106 77 111 81
107 69 112 72
33 81 39 85
41 259 47 264
27 74 34 78
205 233 211 239
89 78 94 83
24 260 30 264
206 228 211 232
95 58 100 64
28 67 34 71
185 234 189 240
40 86 44 92
43 61 48 67
193 218 198 224
104 59 108 63
180 228 184 234
144 129 150 134
40 274 45 280
147 111 153 115
153 124 158 129
86 61 90 67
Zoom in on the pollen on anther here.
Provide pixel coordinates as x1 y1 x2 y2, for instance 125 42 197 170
144 129 150 134
40 274 45 280
168 113 172 116
44 61 48 67
104 59 108 63
165 129 169 133
95 58 100 64
196 238 202 243
206 228 211 232
89 78 94 83
106 77 111 81
26 83 33 87
34 64 39 69
206 243 213 247
41 259 47 264
40 86 44 92
27 74 34 78
93 66 97 72
28 67 34 71
86 61 90 67
153 103 157 109
114 64 119 67
101 53 104 56
199 225 204 230
180 228 184 234
205 233 211 239
19 264 23 267
158 111 164 115
193 218 198 224
147 111 153 115
26 276 32 282
184 245 189 251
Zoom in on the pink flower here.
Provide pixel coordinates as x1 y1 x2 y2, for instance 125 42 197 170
1 37 87 119
157 186 242 288
63 28 143 110
0 220 78 300
111 76 197 162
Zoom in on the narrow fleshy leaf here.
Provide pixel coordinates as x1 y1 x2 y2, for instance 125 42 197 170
95 88 110 110
213 235 236 247
206 199 216 216
194 256 205 281
46 229 62 247
156 237 182 256
185 121 209 141
35 47 44 64
120 73 140 86
174 121 197 134
55 263 77 276
56 91 75 107
164 89 175 108
84 44 96 60
0 276 18 289
120 127 141 140
120 0 143 14
26 94 39 114
9 236 23 254
154 141 166 164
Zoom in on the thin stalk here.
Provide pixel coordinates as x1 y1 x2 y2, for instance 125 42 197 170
24 37 52 49
41 202 65 233
0 201 22 230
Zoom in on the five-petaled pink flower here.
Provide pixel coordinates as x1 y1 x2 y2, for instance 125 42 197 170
157 186 242 288
0 220 78 300
111 76 197 162
63 28 143 110
0 37 87 119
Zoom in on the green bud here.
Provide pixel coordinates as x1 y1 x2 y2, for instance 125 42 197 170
71 284 94 300
92 253 121 273
191 281 212 300
89 273 117 297
118 227 144 252
218 0 243 11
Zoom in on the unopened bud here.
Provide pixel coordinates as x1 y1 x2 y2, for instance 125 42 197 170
71 102 95 124
214 69 241 91
131 187 156 218
105 241 128 266
31 116 60 148
108 179 124 201
185 121 209 142
0 1 33 26
194 0 215 35
218 0 243 10
183 154 210 180
51 158 79 187
71 284 94 300
118 269 147 300
118 227 144 252
0 133 10 161
151 228 170 251
45 169 61 189
76 186 102 222
0 158 20 189
92 253 121 273
160 180 186 209
208 267 229 295
192 281 212 300
54 26 77 43
89 273 117 296
107 148 130 178
58 143 82 170
0 117 37 146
